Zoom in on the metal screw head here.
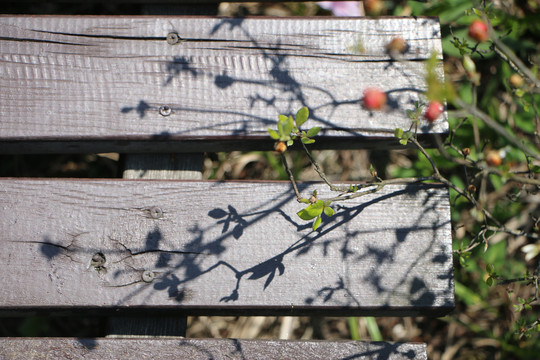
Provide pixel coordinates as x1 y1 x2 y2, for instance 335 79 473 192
149 206 163 219
159 105 172 117
142 270 156 283
166 32 180 45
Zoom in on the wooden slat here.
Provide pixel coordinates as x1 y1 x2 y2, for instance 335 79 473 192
0 16 447 154
0 179 454 316
122 153 204 180
113 150 205 335
0 338 427 360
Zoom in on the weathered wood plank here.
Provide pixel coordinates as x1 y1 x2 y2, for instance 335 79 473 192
122 153 204 180
114 150 204 335
0 16 446 153
0 338 427 360
0 179 454 316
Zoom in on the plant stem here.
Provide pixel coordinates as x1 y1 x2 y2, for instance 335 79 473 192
455 99 539 159
280 153 303 202
300 140 349 193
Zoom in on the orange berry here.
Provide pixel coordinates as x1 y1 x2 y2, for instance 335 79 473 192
274 142 287 153
362 88 387 110
386 37 407 55
468 20 489 42
509 74 524 88
364 0 384 15
462 147 471 157
486 150 502 166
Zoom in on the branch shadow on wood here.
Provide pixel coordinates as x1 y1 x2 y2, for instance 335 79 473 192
66 182 452 316
173 338 423 360
27 181 452 317
118 17 426 145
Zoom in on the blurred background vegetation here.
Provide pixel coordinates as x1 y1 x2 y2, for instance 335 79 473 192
1 1 539 359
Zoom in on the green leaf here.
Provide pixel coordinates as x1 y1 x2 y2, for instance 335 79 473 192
295 107 309 127
530 165 540 174
486 277 493 287
287 139 294 146
306 127 321 138
399 139 408 146
394 128 404 138
324 206 335 217
278 114 288 123
281 115 294 137
297 201 324 220
312 216 322 231
267 128 280 140
278 117 285 136
486 263 495 275
301 137 315 144
297 208 317 221
308 201 324 215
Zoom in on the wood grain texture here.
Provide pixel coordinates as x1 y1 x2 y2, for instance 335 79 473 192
122 153 204 180
115 151 202 336
0 179 454 316
0 16 447 153
0 338 427 360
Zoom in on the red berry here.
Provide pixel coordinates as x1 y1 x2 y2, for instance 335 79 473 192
468 20 489 42
362 88 387 110
424 101 444 123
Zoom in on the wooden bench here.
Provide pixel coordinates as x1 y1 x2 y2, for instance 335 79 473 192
0 7 454 359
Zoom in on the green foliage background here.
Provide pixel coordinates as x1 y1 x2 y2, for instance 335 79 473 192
393 1 540 358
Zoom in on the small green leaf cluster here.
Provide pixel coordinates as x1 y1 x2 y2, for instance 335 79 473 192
485 263 500 287
405 101 423 124
267 107 321 151
515 317 540 339
455 241 472 268
394 128 414 146
514 296 535 313
296 191 334 231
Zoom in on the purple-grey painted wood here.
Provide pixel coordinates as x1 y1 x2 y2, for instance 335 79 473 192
0 16 446 154
0 179 454 316
0 338 427 360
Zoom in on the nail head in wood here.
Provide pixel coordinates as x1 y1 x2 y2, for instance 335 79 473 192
158 106 172 117
166 32 180 45
142 270 156 283
149 206 163 219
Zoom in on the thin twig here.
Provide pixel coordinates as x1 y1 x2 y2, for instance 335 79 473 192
320 177 437 203
280 153 303 202
455 98 539 159
300 140 349 193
